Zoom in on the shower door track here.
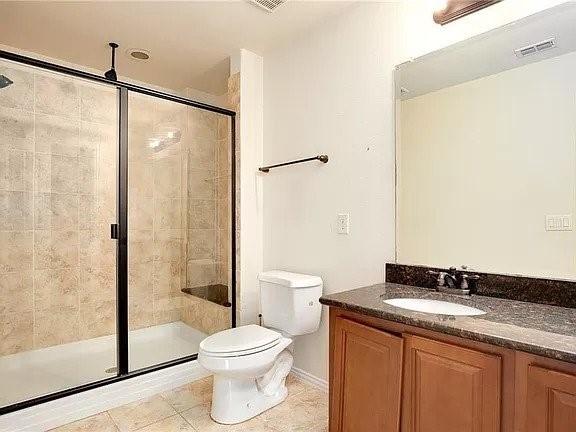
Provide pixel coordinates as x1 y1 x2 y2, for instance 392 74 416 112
0 49 237 415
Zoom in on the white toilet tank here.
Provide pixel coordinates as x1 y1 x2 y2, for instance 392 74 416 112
258 270 323 336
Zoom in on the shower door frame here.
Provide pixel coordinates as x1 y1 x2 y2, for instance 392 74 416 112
0 50 237 415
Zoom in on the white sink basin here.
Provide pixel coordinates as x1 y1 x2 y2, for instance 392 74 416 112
383 298 486 316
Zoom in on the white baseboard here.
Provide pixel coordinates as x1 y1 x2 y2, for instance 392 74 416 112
0 361 210 432
291 367 328 393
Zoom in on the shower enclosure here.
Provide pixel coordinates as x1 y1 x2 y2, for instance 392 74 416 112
0 51 236 413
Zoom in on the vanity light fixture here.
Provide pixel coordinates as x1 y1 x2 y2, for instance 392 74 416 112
433 0 502 25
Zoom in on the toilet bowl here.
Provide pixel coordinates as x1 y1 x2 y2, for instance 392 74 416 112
199 325 293 424
198 270 323 425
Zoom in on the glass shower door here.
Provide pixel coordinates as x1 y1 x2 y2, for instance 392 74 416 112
0 49 235 412
0 59 119 408
127 92 233 371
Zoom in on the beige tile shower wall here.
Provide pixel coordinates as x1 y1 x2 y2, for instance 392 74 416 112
215 115 230 286
128 94 190 330
0 61 117 356
180 88 234 335
228 72 240 314
128 94 232 334
181 295 230 335
185 109 220 289
0 60 232 355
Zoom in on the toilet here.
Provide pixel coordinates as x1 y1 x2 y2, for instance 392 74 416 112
198 270 323 424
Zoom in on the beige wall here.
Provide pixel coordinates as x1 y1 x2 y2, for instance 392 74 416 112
237 49 264 327
263 3 398 381
397 51 576 279
261 0 572 383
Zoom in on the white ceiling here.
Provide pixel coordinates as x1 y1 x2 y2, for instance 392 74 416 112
396 2 576 100
0 1 352 94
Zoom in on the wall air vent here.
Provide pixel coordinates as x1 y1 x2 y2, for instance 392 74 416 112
247 0 286 13
514 37 556 58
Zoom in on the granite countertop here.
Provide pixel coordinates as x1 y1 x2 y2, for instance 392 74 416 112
320 283 576 363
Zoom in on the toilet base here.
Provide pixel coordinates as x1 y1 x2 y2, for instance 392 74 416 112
210 375 289 424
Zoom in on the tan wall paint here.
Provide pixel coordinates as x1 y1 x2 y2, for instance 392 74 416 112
263 3 398 381
262 1 573 382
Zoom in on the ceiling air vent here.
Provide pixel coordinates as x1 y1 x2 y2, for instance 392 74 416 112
247 0 286 13
515 37 556 58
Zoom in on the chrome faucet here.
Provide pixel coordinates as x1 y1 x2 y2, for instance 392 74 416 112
428 266 480 296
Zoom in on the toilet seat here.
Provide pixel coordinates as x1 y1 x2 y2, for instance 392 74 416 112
199 325 281 358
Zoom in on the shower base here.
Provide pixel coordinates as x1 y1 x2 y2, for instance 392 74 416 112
0 321 206 408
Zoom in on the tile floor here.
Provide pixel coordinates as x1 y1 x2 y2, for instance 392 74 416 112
50 375 328 432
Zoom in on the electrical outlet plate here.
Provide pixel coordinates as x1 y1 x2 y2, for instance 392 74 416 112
545 215 573 231
337 213 350 235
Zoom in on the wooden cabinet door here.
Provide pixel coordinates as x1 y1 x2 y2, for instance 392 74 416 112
402 335 501 432
526 365 576 432
331 317 403 432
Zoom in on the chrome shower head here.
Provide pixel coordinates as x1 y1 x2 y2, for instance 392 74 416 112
0 75 13 89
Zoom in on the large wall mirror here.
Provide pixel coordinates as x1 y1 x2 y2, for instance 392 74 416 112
395 3 576 280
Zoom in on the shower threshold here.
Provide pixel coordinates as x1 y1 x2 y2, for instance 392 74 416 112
0 321 206 409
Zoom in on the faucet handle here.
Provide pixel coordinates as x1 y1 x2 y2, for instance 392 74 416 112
428 270 447 287
460 274 480 290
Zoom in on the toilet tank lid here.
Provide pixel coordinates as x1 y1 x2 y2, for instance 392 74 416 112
258 270 322 288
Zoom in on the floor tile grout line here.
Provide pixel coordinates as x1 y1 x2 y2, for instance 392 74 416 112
51 375 327 431
103 411 120 432
105 409 123 432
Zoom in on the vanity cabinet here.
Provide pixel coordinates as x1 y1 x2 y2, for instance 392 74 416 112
329 308 576 432
525 366 576 432
402 335 501 432
516 353 576 432
329 311 504 432
330 317 403 432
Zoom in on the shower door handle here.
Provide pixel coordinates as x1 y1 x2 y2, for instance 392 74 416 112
110 223 119 240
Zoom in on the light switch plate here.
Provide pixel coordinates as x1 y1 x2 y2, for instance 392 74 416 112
337 213 350 234
545 215 573 231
